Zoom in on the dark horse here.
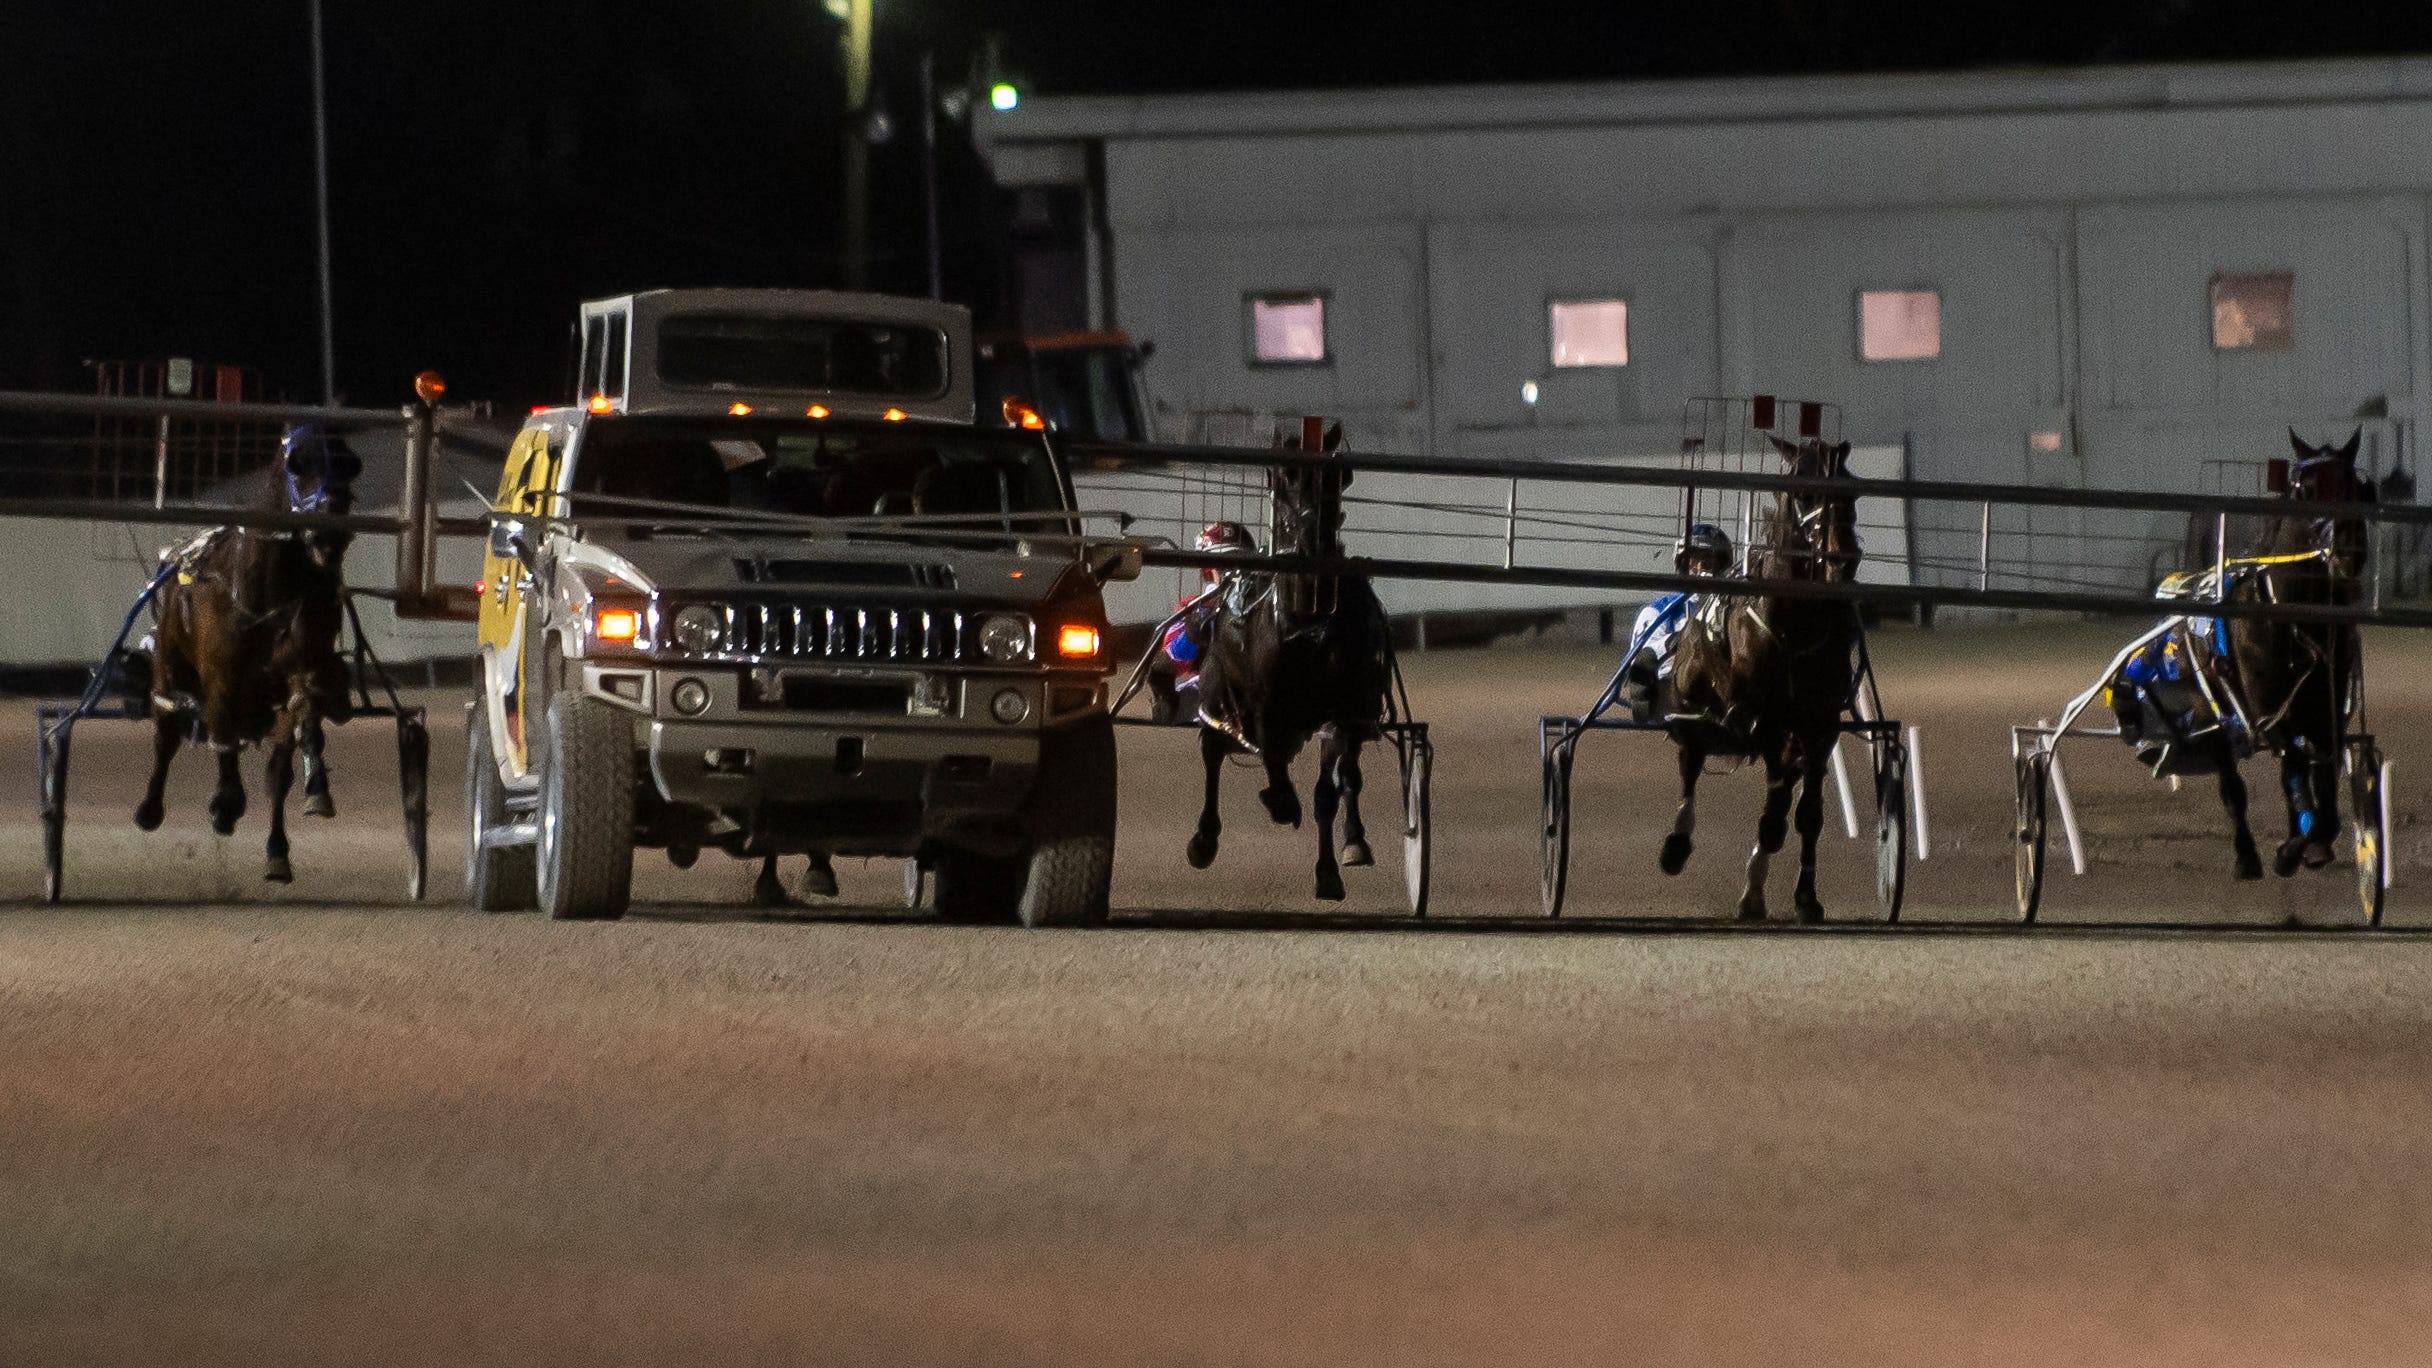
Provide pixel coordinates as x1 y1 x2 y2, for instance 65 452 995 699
1185 424 1394 901
1662 435 1864 922
135 426 361 882
2201 428 2376 880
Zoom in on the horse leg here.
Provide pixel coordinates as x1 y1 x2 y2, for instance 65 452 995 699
2272 743 2322 878
1257 750 1303 829
1338 737 1373 867
1659 740 1703 875
1790 741 1829 924
207 742 246 836
801 850 839 898
262 720 296 883
752 855 791 906
1187 726 1225 869
1739 749 1794 922
1311 732 1346 901
133 709 181 831
2218 754 2263 881
299 705 335 819
2302 750 2341 869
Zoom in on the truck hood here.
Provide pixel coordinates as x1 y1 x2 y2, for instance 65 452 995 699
584 527 1080 609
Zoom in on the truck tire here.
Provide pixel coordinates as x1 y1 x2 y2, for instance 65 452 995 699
537 693 634 921
465 707 536 912
1017 715 1117 928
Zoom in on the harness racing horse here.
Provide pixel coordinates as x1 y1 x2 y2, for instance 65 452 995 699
135 426 362 882
1662 435 1863 922
1185 424 1395 902
2209 428 2377 880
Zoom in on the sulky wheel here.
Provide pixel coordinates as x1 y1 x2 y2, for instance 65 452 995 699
2348 740 2388 927
38 713 72 905
397 709 430 902
1874 734 1908 921
1540 738 1573 918
1401 730 1434 918
2014 749 2050 924
902 857 927 910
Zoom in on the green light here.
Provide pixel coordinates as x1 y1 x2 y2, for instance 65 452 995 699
989 83 1019 112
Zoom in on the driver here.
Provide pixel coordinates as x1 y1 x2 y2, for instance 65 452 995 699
1157 521 1257 722
1619 523 1733 722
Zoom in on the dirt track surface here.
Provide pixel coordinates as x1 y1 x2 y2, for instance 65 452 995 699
5 624 2432 1364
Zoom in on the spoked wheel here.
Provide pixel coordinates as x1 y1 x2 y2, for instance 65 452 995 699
2348 739 2388 927
1400 727 1433 918
396 708 430 902
2014 749 2050 923
1873 733 1909 921
902 857 928 910
37 711 71 905
1540 732 1574 918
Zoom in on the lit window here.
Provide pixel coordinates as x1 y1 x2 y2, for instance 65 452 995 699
2212 273 2293 351
1249 293 1328 365
2028 430 2063 453
1859 289 1941 361
1549 299 1629 368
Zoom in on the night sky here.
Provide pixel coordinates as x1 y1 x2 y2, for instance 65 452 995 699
5 1 2429 408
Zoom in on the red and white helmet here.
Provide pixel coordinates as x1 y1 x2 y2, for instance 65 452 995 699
1195 521 1256 554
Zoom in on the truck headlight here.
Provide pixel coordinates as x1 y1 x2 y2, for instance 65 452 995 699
977 613 1033 663
672 605 724 654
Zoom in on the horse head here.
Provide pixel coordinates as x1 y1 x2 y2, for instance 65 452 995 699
279 425 363 567
1268 421 1350 562
1764 434 1861 583
2284 427 2374 584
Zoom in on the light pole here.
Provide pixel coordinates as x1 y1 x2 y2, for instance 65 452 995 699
838 0 873 289
308 0 337 402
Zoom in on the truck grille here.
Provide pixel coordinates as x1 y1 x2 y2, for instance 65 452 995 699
678 603 977 664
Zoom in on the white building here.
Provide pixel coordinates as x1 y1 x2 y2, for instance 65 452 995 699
979 57 2432 615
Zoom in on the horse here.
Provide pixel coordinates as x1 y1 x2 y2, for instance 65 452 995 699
1660 434 1863 922
1184 424 1394 902
134 425 362 882
2203 428 2377 880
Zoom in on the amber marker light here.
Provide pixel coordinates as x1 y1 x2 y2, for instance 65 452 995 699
882 407 908 422
1001 396 1046 430
587 394 613 414
1056 624 1101 658
413 371 447 403
727 402 754 416
805 404 831 419
594 607 642 642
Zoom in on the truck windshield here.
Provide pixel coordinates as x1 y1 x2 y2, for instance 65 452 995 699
569 418 1069 530
657 314 949 399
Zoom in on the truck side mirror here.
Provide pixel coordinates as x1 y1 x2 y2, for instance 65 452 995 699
1083 539 1143 584
488 519 527 562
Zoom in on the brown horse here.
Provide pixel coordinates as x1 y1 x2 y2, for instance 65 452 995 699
1185 424 1394 901
1662 435 1863 922
2208 428 2376 879
135 426 361 882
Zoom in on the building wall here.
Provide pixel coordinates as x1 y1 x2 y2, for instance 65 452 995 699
988 60 2432 615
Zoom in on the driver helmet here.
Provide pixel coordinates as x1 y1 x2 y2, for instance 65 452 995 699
1675 522 1733 574
1195 521 1256 585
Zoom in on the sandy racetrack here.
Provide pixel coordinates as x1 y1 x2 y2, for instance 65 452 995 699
3 623 2430 1365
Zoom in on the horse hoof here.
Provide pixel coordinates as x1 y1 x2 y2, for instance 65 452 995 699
1315 869 1346 902
1341 840 1374 868
305 792 336 819
263 858 293 884
2273 846 2304 879
2302 839 2336 870
133 800 164 833
1796 898 1825 925
1259 786 1302 829
1186 833 1218 870
1659 833 1693 875
210 813 239 837
2235 847 2264 881
1736 897 1766 922
751 873 793 908
802 862 840 898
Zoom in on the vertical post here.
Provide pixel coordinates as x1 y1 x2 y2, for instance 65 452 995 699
397 400 434 611
1977 500 1992 592
308 0 338 404
152 414 170 510
840 0 874 289
2213 510 2228 601
2049 742 2088 877
919 49 941 301
1502 477 1519 570
1906 723 1930 860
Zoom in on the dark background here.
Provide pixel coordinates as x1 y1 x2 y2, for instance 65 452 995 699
4 1 2429 408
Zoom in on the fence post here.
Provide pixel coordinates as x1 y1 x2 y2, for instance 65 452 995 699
1503 477 1519 570
396 395 434 611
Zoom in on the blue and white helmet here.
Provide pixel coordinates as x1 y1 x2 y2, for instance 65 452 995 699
1674 522 1732 572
